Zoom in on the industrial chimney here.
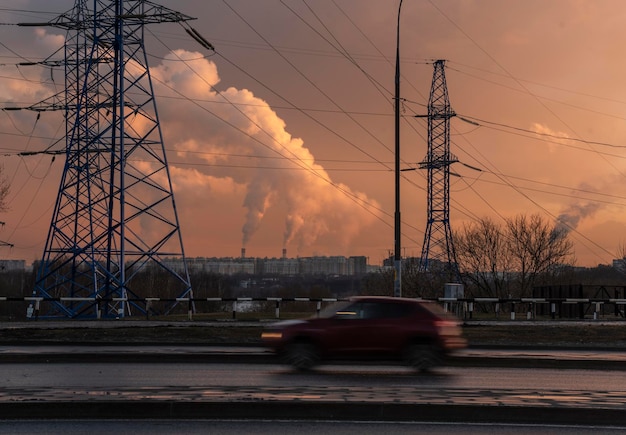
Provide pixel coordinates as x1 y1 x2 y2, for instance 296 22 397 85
241 247 246 259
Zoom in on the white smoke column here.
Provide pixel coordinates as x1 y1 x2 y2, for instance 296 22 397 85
556 202 602 233
152 50 381 253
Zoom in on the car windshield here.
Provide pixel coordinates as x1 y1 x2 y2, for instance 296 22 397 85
316 299 459 321
417 300 459 320
316 301 353 319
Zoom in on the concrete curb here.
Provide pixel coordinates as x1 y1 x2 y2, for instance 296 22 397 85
2 400 624 426
1 349 625 371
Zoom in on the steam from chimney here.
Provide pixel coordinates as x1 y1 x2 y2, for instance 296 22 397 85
151 50 381 254
556 202 602 233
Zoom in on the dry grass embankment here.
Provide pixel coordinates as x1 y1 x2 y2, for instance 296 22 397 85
2 319 626 348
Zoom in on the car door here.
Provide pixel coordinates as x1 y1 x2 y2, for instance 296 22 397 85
356 301 412 354
317 301 375 355
319 301 402 356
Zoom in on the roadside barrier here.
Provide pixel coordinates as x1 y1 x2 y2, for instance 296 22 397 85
5 295 626 321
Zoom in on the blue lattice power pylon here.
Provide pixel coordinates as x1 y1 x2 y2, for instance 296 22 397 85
418 60 460 281
29 1 194 318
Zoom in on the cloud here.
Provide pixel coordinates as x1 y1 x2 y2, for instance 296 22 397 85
151 50 382 254
530 123 572 152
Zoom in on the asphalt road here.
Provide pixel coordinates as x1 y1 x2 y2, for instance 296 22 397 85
1 351 626 426
2 318 626 426
2 344 626 370
1 359 625 391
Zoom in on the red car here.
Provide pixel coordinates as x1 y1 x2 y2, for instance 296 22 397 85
261 296 466 371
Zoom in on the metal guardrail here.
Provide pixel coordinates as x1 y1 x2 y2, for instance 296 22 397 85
3 295 626 321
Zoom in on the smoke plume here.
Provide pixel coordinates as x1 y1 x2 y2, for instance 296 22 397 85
556 202 602 233
151 50 381 254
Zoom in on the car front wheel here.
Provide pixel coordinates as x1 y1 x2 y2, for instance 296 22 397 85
404 344 441 371
282 341 319 370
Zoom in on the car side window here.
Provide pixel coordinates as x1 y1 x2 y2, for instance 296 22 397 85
332 301 414 319
334 302 361 319
378 302 412 318
360 302 385 319
333 302 378 319
353 302 406 319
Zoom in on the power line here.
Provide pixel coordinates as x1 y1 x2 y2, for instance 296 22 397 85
220 0 396 165
448 59 626 107
448 64 626 125
457 114 626 150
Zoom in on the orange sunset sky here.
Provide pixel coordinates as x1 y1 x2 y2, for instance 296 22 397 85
1 0 626 267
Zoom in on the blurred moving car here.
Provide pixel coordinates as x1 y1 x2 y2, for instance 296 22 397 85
261 296 466 371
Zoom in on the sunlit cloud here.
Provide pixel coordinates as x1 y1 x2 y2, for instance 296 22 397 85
151 50 382 255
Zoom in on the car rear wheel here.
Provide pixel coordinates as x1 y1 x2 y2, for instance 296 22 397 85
404 344 441 372
282 341 319 370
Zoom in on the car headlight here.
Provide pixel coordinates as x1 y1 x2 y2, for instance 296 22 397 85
261 331 283 340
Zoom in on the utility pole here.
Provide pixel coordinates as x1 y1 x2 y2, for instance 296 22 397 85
28 0 195 318
418 60 460 282
393 0 404 297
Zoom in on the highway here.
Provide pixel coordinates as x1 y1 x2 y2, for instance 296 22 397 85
2 350 626 429
2 360 625 392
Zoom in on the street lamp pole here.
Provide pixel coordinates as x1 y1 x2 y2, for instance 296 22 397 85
393 0 403 298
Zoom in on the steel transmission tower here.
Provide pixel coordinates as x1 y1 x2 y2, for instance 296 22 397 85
418 60 460 281
30 0 194 318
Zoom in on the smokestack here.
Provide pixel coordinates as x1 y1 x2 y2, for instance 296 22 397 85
282 248 287 259
241 247 246 259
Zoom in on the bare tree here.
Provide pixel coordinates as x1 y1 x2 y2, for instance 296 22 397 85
402 257 449 299
0 165 8 212
505 213 575 297
454 217 513 298
455 214 575 298
361 267 393 296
